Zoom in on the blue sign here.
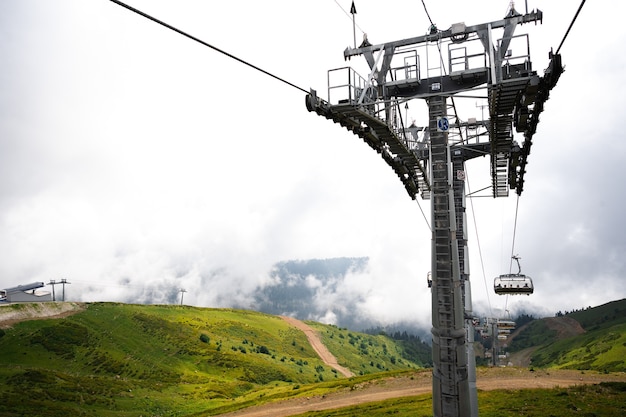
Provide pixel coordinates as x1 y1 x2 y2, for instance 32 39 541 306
437 117 449 132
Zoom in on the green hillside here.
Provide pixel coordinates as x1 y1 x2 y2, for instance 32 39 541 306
509 299 626 372
566 299 626 331
530 322 626 371
307 322 424 373
509 319 559 351
0 302 421 417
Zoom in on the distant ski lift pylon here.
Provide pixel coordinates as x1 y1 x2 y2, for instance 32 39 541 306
494 255 534 295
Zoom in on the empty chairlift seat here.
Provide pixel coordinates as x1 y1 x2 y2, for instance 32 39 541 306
494 273 534 295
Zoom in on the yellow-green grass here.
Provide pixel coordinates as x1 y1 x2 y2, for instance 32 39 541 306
289 382 626 417
0 302 420 416
531 323 626 372
307 321 420 375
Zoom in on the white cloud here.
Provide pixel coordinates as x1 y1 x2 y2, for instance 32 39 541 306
0 0 625 329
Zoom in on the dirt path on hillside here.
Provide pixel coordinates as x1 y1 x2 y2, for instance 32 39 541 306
4 304 622 417
544 316 586 338
508 316 586 367
281 316 355 377
215 368 626 417
0 302 85 329
508 346 538 367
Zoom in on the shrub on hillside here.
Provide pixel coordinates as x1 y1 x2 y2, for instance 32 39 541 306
256 345 270 355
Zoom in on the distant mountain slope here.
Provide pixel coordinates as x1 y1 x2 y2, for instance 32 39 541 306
252 257 370 328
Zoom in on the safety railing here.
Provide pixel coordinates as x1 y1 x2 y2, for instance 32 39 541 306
389 49 420 83
498 33 532 77
327 66 377 107
448 37 488 76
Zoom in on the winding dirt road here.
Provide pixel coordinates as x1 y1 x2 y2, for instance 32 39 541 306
280 315 354 377
215 368 626 417
215 316 626 417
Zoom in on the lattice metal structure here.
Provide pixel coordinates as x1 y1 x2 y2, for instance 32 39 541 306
306 6 562 417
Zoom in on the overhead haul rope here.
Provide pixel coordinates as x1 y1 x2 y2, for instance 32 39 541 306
420 0 435 28
502 0 586 314
556 0 586 54
421 0 495 319
384 72 431 232
508 194 520 274
501 194 521 314
108 0 310 95
107 0 438 237
335 1 431 232
466 173 493 317
498 0 586 316
419 0 465 143
415 198 431 231
418 0 584 319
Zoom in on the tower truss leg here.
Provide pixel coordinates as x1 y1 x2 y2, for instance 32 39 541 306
429 96 475 417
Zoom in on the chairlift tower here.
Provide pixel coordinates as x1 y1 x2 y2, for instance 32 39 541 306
306 5 562 417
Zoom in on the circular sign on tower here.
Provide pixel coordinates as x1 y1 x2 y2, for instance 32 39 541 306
437 116 449 132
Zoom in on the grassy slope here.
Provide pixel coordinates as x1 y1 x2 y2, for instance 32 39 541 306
567 299 626 331
509 319 558 351
509 299 626 372
290 382 626 417
0 302 420 417
307 322 421 374
2 300 625 416
530 322 626 371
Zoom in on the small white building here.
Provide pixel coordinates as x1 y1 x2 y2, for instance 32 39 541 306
0 282 52 303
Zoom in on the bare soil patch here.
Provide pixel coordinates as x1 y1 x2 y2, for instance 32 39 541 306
0 302 85 329
216 368 626 417
543 316 586 339
508 346 538 367
507 316 586 367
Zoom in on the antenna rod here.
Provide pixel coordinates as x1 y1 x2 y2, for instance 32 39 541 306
350 1 357 49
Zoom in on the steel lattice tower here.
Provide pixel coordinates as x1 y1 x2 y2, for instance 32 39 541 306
306 6 562 416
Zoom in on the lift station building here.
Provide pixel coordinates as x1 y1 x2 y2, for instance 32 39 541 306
0 282 52 303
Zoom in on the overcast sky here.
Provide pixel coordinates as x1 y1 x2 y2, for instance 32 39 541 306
1 0 624 329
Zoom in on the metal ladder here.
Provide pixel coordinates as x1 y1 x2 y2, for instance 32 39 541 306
429 95 470 417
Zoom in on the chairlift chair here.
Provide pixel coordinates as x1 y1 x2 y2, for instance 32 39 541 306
494 274 534 295
496 319 516 330
494 255 534 295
